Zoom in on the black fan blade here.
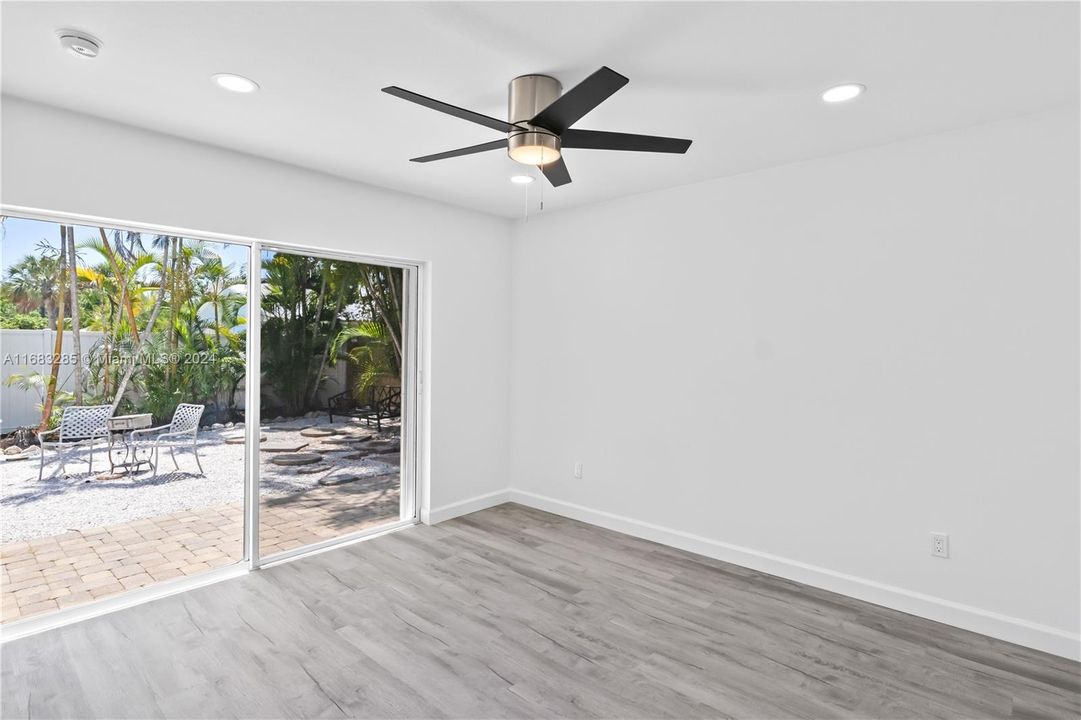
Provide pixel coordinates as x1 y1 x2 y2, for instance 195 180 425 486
561 129 692 154
382 86 520 133
530 67 629 134
410 139 508 163
541 156 572 187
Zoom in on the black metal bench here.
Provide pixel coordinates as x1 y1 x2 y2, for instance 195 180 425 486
327 386 401 430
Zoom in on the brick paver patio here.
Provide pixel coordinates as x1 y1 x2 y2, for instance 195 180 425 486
1 473 400 624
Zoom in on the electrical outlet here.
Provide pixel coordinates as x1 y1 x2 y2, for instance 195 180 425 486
930 532 949 558
573 462 583 479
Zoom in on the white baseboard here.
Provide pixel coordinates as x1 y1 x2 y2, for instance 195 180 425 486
423 489 512 525
506 489 1081 662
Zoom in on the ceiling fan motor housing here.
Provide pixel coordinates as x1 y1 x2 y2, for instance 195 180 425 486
507 74 562 164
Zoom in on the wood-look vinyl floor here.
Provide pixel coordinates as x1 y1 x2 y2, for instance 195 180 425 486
2 503 1078 719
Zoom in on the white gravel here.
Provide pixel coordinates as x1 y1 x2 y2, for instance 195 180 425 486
0 417 400 542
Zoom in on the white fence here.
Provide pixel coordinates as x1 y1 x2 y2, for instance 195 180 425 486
1 329 351 432
0 329 106 432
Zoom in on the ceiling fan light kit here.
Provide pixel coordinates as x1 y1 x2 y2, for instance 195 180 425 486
382 66 693 188
507 74 563 166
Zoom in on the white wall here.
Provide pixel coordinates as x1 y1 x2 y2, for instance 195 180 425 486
0 96 512 515
510 107 1081 658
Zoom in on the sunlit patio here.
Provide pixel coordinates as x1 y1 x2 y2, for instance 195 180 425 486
1 417 401 623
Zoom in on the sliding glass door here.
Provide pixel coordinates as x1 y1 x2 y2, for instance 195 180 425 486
1 212 419 628
1 216 249 623
256 247 416 560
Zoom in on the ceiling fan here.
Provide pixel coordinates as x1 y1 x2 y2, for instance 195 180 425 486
382 67 692 188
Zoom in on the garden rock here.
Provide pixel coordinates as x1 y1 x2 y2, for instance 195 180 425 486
270 452 323 466
318 472 362 487
364 440 400 453
323 434 374 446
342 447 385 459
261 442 310 453
299 427 337 438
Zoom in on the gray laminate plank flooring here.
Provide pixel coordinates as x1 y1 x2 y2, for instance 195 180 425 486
2 503 1078 719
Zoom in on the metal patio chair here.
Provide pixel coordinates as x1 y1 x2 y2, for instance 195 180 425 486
130 403 206 478
37 405 113 480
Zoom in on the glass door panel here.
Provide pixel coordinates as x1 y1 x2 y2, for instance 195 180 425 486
0 217 249 624
257 248 410 558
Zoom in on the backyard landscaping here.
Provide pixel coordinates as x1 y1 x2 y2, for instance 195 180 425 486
1 216 407 623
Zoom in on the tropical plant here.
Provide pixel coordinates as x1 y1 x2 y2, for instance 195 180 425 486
4 251 61 326
330 321 399 396
0 296 49 328
260 253 330 415
2 219 407 429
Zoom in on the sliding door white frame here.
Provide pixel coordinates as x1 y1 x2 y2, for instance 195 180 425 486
0 205 426 641
244 240 262 569
253 242 422 567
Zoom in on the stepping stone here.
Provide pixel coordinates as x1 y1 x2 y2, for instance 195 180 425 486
223 427 269 443
299 427 337 438
341 446 394 459
261 442 310 453
368 453 401 467
318 472 363 487
323 434 375 445
226 434 267 444
296 464 329 475
270 452 323 466
311 444 357 454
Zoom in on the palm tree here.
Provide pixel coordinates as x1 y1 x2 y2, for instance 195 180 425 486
109 238 170 413
94 227 141 343
358 264 403 366
260 253 326 415
78 237 157 402
5 253 61 326
331 321 400 397
195 257 245 349
65 226 85 403
40 230 67 430
308 261 359 405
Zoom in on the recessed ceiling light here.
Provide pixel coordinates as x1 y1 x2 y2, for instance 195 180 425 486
821 83 865 103
57 29 102 59
510 175 535 185
212 73 259 93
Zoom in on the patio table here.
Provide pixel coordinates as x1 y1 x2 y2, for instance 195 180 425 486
106 413 154 476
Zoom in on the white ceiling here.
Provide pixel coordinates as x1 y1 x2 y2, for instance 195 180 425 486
2 2 1078 219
